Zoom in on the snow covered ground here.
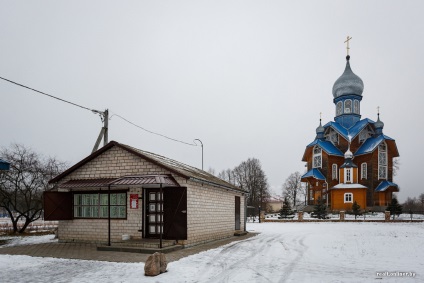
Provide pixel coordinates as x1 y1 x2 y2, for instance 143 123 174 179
0 222 422 282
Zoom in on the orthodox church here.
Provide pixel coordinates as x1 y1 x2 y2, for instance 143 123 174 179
301 51 399 212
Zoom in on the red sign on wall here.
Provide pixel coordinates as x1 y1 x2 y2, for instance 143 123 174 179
130 194 139 209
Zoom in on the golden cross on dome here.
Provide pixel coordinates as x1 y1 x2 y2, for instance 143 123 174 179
320 112 322 120
377 106 380 114
344 36 352 56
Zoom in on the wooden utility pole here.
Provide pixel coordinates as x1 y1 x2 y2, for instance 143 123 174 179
92 109 109 153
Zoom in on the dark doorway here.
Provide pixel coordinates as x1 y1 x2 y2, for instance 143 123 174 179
144 187 187 240
235 196 240 230
163 187 187 240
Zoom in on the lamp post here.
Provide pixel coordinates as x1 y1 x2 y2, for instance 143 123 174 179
194 139 203 170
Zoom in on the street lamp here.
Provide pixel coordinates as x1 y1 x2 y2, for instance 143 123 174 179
194 139 203 170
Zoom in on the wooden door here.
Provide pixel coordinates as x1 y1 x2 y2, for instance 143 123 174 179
43 191 73 220
144 189 163 238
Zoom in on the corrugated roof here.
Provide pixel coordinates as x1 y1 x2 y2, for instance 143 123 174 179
112 175 179 187
58 175 180 189
375 180 399 192
301 168 326 180
59 178 118 188
119 143 242 191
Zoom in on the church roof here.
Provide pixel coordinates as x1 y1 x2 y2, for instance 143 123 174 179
324 118 375 141
354 134 399 157
301 168 326 180
303 139 344 161
375 180 399 192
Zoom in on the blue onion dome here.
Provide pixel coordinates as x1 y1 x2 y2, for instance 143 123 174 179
332 56 364 98
374 114 384 129
316 120 325 134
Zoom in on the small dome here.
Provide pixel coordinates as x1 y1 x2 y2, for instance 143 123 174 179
344 148 353 159
332 56 364 98
316 120 324 134
374 115 384 129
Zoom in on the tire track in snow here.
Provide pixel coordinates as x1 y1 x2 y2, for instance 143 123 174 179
195 233 291 283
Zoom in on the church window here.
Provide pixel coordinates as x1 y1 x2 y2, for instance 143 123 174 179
345 168 352 183
353 100 360 114
325 129 339 145
361 163 367 179
359 130 369 143
332 164 338 180
336 101 343 116
313 146 322 168
344 100 352 113
344 193 353 203
378 142 387 179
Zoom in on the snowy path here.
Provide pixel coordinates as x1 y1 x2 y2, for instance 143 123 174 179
0 222 422 282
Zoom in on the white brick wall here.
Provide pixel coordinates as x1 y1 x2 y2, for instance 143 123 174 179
56 146 245 246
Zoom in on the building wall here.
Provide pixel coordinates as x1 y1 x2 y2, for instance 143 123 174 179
55 146 244 246
58 187 143 244
331 188 366 211
183 180 245 247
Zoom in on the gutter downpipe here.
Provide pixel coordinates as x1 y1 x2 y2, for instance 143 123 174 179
159 182 163 249
108 183 111 246
244 193 248 232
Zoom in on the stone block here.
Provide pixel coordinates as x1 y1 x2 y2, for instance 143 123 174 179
144 252 167 276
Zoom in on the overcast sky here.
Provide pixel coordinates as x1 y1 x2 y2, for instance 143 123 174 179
1 1 423 202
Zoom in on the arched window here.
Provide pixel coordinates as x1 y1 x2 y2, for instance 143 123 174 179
361 163 367 179
378 142 387 179
354 100 360 114
332 164 338 180
313 146 322 168
344 193 353 203
336 101 343 116
344 99 352 113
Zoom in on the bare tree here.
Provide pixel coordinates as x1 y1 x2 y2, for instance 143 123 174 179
0 144 67 233
217 168 236 185
282 172 302 208
229 158 270 209
207 167 216 176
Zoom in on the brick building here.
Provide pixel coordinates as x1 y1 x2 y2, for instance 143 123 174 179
45 141 246 247
301 54 399 212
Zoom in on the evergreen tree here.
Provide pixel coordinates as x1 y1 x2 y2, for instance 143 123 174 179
386 197 403 220
279 197 294 218
352 201 361 220
313 197 327 219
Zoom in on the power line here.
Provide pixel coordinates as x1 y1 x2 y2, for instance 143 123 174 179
0 76 93 112
0 75 199 147
110 112 197 146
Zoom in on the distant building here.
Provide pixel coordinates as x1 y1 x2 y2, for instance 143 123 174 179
265 196 283 213
45 141 247 247
301 55 399 212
